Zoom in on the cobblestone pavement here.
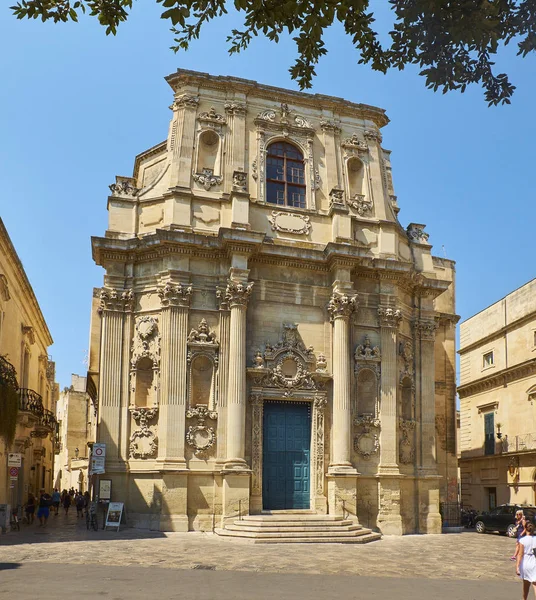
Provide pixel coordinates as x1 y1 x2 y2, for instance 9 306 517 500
0 511 520 582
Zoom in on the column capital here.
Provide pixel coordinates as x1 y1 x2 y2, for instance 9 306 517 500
328 292 358 320
158 282 192 308
378 306 402 329
223 280 254 308
98 288 134 314
413 318 438 340
224 101 247 116
170 94 199 111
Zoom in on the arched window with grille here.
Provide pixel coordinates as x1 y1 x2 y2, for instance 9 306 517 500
266 141 306 208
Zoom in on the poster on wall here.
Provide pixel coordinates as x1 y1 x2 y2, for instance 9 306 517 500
105 502 124 531
99 479 112 501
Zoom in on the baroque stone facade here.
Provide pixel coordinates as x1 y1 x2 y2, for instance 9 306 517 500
88 69 457 535
459 278 536 512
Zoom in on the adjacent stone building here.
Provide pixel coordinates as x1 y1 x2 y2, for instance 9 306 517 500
88 69 457 535
459 279 536 511
0 217 58 512
54 374 96 493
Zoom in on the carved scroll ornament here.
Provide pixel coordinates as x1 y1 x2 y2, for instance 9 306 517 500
186 405 218 458
129 407 158 459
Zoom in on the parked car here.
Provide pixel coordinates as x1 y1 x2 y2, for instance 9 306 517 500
475 504 536 536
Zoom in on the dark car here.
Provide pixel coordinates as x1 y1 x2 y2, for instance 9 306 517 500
475 504 536 536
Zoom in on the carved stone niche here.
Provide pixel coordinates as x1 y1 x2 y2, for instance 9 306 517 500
187 318 219 410
247 323 330 396
354 335 381 419
399 418 416 465
130 316 160 409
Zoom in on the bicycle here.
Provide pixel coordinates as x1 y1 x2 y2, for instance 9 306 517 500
86 502 98 531
10 506 21 531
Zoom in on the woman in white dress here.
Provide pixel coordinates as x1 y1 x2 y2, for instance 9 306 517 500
517 521 536 599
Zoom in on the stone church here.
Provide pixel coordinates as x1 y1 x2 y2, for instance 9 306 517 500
87 69 457 538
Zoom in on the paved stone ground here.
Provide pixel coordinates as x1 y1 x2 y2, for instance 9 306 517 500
0 510 521 582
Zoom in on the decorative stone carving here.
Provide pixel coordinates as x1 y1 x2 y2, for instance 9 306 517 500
222 280 254 308
316 353 327 372
198 107 226 124
329 187 345 208
399 339 414 379
355 335 381 362
232 170 247 191
131 316 160 368
378 306 402 328
0 274 10 301
327 293 358 320
109 179 139 197
129 407 158 459
258 109 276 122
253 350 264 368
364 128 382 143
158 282 192 308
347 194 373 216
224 101 247 115
171 94 199 109
99 288 134 313
320 120 341 133
342 133 368 152
414 319 438 341
251 158 258 180
21 325 36 345
268 211 311 235
354 431 380 459
185 405 218 458
294 115 313 129
407 223 430 244
354 414 381 429
313 395 327 495
187 318 217 345
250 393 264 494
193 168 223 191
399 418 416 464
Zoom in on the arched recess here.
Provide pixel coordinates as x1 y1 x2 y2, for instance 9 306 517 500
189 353 216 407
133 357 156 407
346 156 365 198
400 376 413 421
357 368 378 417
266 140 306 209
196 129 222 176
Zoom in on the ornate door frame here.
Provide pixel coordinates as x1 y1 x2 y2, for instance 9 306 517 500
249 389 328 514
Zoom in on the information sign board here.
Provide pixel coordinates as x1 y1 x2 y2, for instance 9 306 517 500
99 479 112 501
8 453 22 467
105 502 124 531
91 457 105 474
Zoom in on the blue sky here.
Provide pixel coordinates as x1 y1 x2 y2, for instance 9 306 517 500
1 3 535 388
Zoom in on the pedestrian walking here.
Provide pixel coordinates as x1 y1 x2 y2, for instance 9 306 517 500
83 491 90 515
75 492 85 518
51 488 61 516
512 510 526 560
516 521 536 599
36 489 52 527
63 490 72 515
24 493 35 525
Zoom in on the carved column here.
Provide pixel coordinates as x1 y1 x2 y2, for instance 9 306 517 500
377 305 403 535
120 303 134 461
216 290 231 462
249 393 264 513
157 283 192 468
313 395 328 513
328 292 358 473
98 289 134 465
224 280 254 469
169 94 199 189
414 317 441 534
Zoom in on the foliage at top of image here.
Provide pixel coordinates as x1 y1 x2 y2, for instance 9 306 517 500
10 0 536 106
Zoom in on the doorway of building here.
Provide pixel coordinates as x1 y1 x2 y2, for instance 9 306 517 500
486 487 497 511
262 401 311 510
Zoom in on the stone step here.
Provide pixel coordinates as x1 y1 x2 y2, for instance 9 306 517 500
214 528 381 544
225 523 363 533
233 518 355 528
240 514 346 522
215 527 372 539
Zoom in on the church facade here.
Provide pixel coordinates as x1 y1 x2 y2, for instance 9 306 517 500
88 69 457 535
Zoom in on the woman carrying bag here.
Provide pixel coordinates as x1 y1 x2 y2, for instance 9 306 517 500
517 521 536 599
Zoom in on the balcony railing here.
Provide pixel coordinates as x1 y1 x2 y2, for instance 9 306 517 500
0 355 19 389
503 433 536 454
18 388 44 416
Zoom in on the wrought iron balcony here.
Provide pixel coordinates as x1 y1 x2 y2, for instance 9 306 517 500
31 408 57 438
18 388 44 417
0 355 18 389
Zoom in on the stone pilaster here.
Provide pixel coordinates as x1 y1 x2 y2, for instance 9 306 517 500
223 280 254 470
328 292 358 473
377 304 403 535
224 102 247 194
169 93 199 189
120 307 133 461
157 282 192 470
415 318 441 533
98 289 134 465
215 289 231 462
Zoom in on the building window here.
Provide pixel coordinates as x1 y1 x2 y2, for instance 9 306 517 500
484 411 495 455
266 142 306 209
482 351 494 369
533 330 536 348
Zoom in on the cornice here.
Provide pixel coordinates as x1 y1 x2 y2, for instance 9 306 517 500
457 358 536 399
133 141 167 182
165 69 389 129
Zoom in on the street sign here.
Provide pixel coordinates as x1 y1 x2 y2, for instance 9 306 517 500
91 457 105 474
93 443 106 458
9 467 19 477
8 453 22 467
